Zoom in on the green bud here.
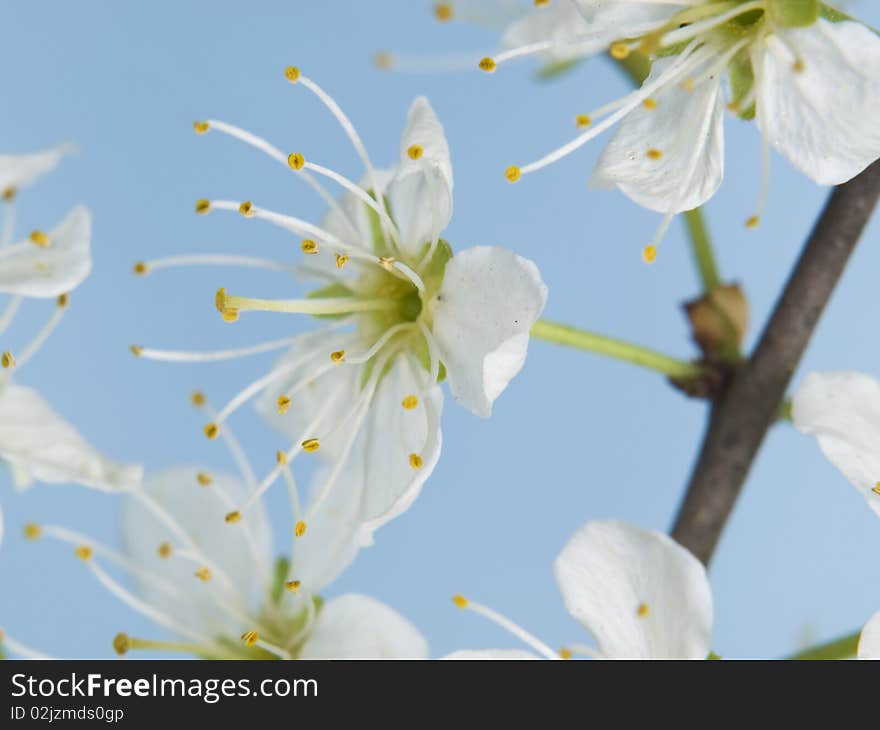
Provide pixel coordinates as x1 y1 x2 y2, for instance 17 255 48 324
766 0 820 28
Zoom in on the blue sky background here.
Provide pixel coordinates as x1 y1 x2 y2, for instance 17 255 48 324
2 1 880 659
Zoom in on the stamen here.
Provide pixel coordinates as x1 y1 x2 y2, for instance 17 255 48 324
193 121 210 135
1 351 14 368
452 595 560 660
642 213 675 265
434 2 453 21
747 125 772 230
402 394 419 410
295 520 307 537
610 42 632 60
330 350 346 364
285 580 302 593
23 523 41 540
478 57 497 73
278 396 292 414
29 230 50 248
0 296 22 338
637 603 650 617
335 254 349 268
195 199 211 215
238 201 254 217
130 335 300 364
113 633 218 658
301 439 320 453
218 292 397 317
575 114 592 129
12 298 68 370
194 566 213 582
301 239 318 254
409 453 423 469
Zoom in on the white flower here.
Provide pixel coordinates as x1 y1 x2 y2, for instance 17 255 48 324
859 610 880 659
792 371 880 518
477 2 880 262
134 72 546 552
0 149 142 519
450 520 713 659
29 465 428 659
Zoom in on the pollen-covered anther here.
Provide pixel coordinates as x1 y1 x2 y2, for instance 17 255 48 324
301 239 318 255
222 309 239 323
129 345 143 358
330 350 346 364
1 186 16 201
75 545 93 562
195 199 211 215
241 631 259 647
285 580 302 593
29 230 50 248
646 148 664 161
374 51 394 70
157 542 172 559
452 594 468 609
1 351 14 369
190 390 206 407
225 511 242 524
745 215 761 229
478 57 497 73
23 523 41 540
277 395 292 414
792 58 806 73
407 144 424 161
302 438 320 453
575 114 592 129
505 166 521 183
534 0 550 6
204 422 220 440
682 79 695 93
434 2 453 21
335 254 349 269
193 121 210 135
194 566 212 582
133 261 149 276
238 201 254 217
113 633 132 656
276 450 288 465
643 245 658 264
637 602 650 618
288 152 305 170
285 66 301 83
643 98 658 111
559 647 573 659
56 293 69 308
409 453 424 470
295 520 307 538
378 256 396 269
402 394 419 410
610 42 631 60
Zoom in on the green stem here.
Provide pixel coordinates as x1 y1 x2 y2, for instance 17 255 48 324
532 319 702 380
785 631 859 660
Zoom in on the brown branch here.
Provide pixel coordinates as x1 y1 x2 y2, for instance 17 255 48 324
671 160 880 565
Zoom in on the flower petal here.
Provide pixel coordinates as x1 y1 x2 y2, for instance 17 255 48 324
791 371 880 517
0 384 141 492
0 143 71 193
120 467 273 637
858 610 880 659
388 97 453 254
432 246 547 418
591 58 725 213
298 593 428 659
554 520 713 659
572 1 679 40
755 20 880 186
444 649 541 659
502 2 607 63
0 205 92 298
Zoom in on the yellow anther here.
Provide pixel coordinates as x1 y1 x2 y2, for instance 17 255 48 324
23 523 41 540
197 470 214 487
195 198 211 215
29 230 50 247
646 148 664 160
157 542 172 559
113 633 131 656
682 79 695 93
478 57 497 73
190 390 206 407
129 345 143 358
434 2 453 21
56 293 69 308
288 152 305 170
241 630 259 647
301 239 319 255
204 422 220 440
378 256 396 269
222 309 239 322
302 438 320 453
295 520 307 538
276 450 288 465
285 580 302 593
534 0 550 5
194 566 212 582
402 394 419 410
214 287 227 313
335 253 349 269
225 511 242 524
610 42 631 60
745 215 761 229
75 545 93 562
642 245 657 264
505 165 521 183
452 594 468 609
2 186 16 201
277 395 292 415
726 101 739 113
873 482 880 496
330 350 346 364
1 351 14 369
285 66 301 83
637 603 650 618
193 121 210 135
407 144 424 160
374 51 394 70
133 261 149 276
409 453 424 470
643 98 658 111
238 200 254 217
559 647 573 659
575 114 592 129
792 58 806 73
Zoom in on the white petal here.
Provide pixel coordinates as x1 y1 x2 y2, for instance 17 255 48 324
0 384 142 492
755 20 880 186
572 0 680 39
121 467 272 637
388 97 453 254
0 206 92 298
554 520 713 659
432 246 547 418
0 143 71 193
858 610 880 659
792 371 880 517
502 3 607 62
592 58 725 213
444 649 541 659
298 594 428 659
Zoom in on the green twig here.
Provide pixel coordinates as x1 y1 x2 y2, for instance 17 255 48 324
785 631 859 660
